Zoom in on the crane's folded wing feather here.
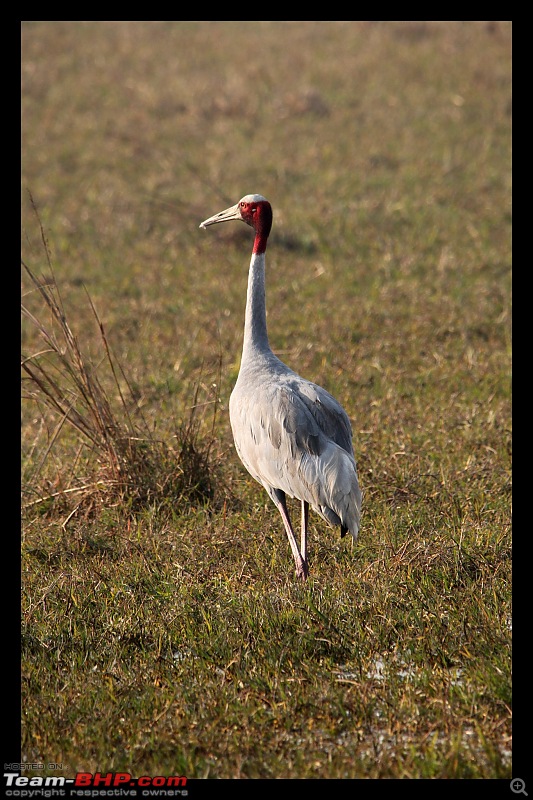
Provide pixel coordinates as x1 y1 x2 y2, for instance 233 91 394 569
285 377 354 455
230 380 361 536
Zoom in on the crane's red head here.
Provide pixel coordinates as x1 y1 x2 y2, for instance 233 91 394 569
199 194 273 254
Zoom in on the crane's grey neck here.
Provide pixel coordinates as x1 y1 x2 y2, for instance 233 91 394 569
242 251 272 361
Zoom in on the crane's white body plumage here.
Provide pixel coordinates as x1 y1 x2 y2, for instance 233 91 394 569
229 252 361 537
200 195 361 578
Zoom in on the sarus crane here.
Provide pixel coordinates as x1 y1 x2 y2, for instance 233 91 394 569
200 194 361 579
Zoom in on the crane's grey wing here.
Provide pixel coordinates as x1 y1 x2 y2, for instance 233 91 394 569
230 383 322 480
229 382 361 537
285 377 354 455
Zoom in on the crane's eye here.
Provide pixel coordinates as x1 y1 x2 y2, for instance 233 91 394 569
240 201 246 207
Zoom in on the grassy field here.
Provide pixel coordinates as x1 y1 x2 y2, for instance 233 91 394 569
21 21 512 780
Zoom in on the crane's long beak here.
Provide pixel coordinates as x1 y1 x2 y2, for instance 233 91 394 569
199 202 242 229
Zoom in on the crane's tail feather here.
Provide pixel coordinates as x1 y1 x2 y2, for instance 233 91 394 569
316 503 360 541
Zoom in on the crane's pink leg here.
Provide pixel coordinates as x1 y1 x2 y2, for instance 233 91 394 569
301 500 309 571
274 493 308 579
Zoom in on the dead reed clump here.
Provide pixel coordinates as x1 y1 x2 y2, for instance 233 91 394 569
22 259 220 523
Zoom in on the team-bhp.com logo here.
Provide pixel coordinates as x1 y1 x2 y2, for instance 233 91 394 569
4 772 188 796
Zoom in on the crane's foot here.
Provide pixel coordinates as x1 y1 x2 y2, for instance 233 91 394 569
295 559 309 580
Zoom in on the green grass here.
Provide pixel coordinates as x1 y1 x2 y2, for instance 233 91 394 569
21 21 511 779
